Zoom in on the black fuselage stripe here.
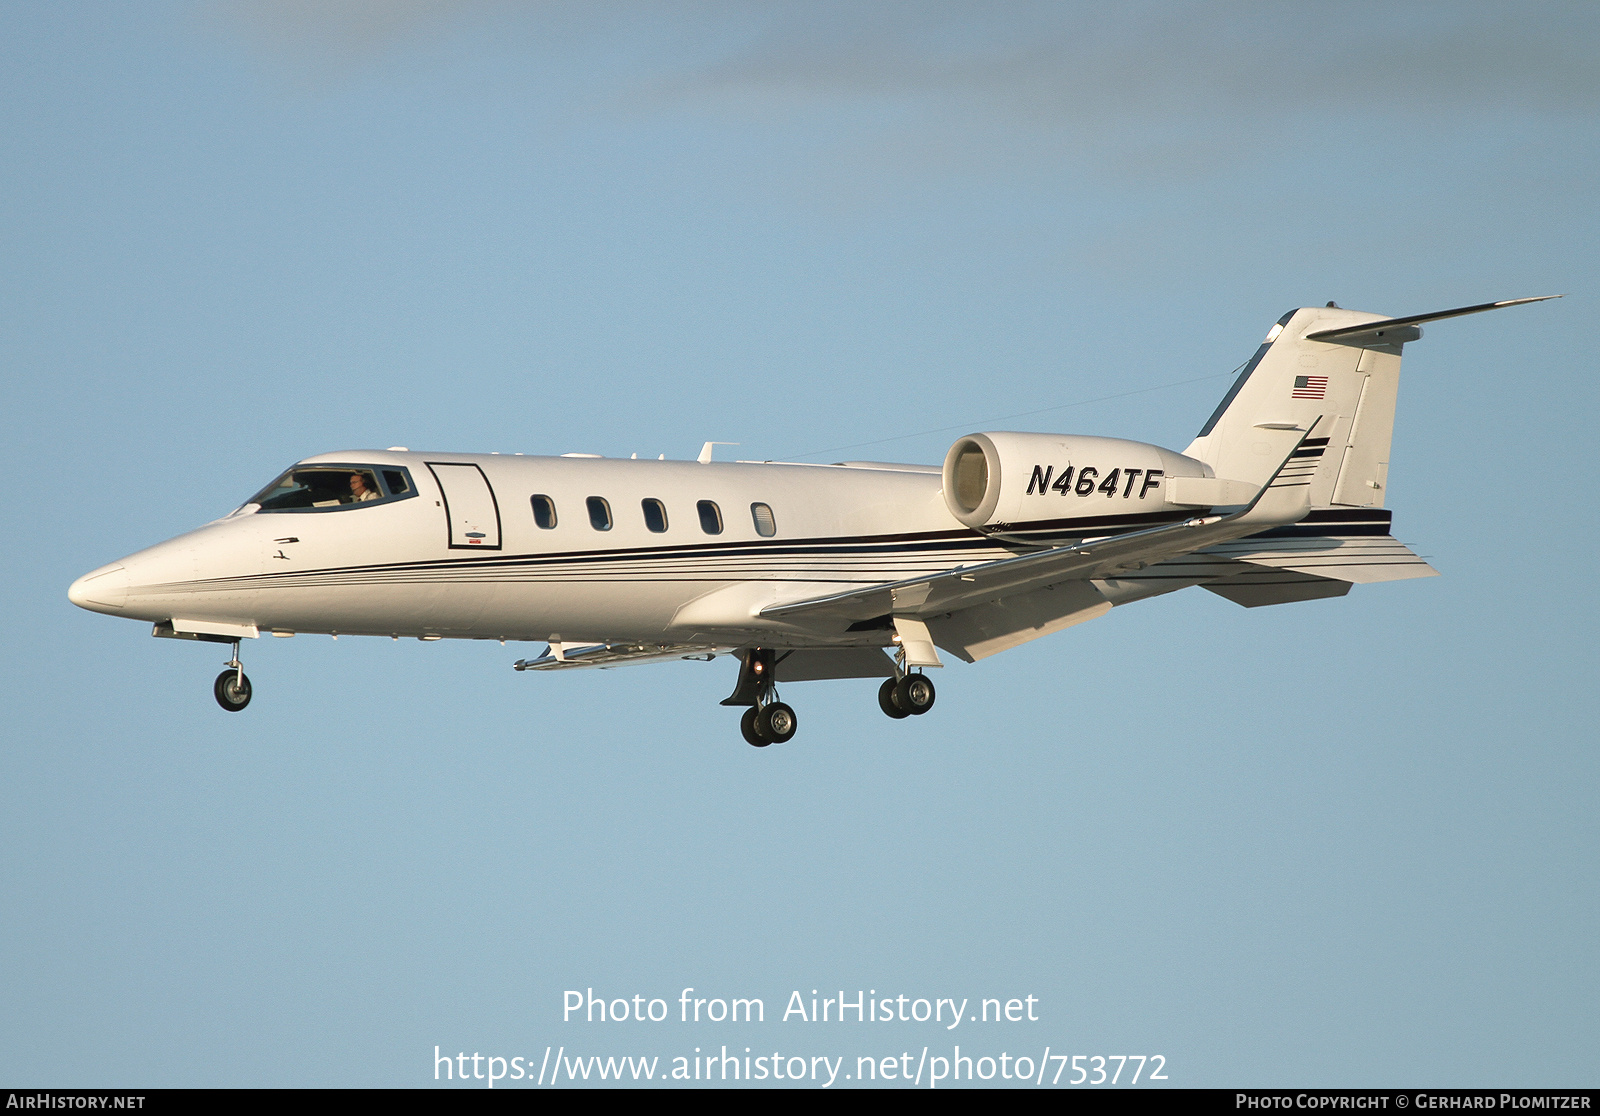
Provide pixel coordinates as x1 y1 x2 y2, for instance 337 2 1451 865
186 508 1405 589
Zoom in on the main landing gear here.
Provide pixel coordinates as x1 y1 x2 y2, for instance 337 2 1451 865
740 702 797 748
724 649 797 747
213 641 252 712
879 641 936 720
878 672 936 719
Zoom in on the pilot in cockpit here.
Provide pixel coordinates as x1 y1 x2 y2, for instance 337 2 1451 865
348 473 380 503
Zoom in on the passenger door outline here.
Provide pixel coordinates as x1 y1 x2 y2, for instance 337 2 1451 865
426 462 503 550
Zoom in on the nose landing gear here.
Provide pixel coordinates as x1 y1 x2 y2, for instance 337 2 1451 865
213 641 252 712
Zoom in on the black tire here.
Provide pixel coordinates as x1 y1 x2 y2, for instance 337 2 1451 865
757 702 798 744
741 706 770 747
879 677 910 719
214 669 252 712
897 674 936 715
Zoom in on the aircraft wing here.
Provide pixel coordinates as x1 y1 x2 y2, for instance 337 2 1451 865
513 641 735 671
762 427 1321 627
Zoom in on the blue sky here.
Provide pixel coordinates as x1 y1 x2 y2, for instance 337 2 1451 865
3 1 1596 1088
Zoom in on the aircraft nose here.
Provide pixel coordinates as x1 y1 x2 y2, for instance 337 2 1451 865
68 563 129 612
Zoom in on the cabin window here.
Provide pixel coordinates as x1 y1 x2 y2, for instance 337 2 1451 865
642 498 668 533
697 500 723 535
530 494 557 529
587 496 613 531
246 465 413 512
750 503 777 537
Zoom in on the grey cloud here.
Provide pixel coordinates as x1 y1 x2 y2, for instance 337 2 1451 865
212 0 505 54
210 1 1600 118
648 2 1600 120
205 0 1598 189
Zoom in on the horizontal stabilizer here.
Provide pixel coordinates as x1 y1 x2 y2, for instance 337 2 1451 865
1304 296 1560 346
1205 536 1438 584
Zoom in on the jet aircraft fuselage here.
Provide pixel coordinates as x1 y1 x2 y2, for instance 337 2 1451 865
68 297 1556 745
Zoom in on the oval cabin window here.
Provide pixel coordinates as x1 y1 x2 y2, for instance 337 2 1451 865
697 500 723 535
530 494 557 529
642 498 668 533
750 503 777 537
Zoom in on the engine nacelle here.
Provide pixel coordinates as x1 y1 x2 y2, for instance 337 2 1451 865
941 431 1220 540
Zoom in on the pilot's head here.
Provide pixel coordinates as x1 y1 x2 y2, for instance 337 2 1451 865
349 473 370 496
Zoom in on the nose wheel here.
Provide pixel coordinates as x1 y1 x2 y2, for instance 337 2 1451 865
213 642 252 712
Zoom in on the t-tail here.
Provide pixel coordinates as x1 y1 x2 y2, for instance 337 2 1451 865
1184 296 1559 509
1168 296 1559 601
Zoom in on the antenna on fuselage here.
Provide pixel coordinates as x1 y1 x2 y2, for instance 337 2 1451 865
698 441 739 464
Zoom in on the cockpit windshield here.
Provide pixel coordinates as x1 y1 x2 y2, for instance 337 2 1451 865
245 465 414 512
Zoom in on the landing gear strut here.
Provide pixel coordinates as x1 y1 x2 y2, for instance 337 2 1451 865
724 648 798 747
213 641 252 712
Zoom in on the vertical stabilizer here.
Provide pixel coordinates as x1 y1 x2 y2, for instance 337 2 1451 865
1185 297 1558 508
1184 306 1405 508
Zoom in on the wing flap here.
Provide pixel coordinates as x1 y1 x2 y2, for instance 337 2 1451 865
774 647 898 682
925 580 1112 662
513 642 734 671
1204 569 1355 608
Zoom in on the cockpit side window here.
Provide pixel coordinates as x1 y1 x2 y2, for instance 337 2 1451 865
248 465 416 512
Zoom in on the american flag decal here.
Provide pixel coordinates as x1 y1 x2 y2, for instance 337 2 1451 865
1292 374 1328 399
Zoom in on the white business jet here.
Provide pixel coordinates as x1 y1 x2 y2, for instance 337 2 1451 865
69 297 1554 746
